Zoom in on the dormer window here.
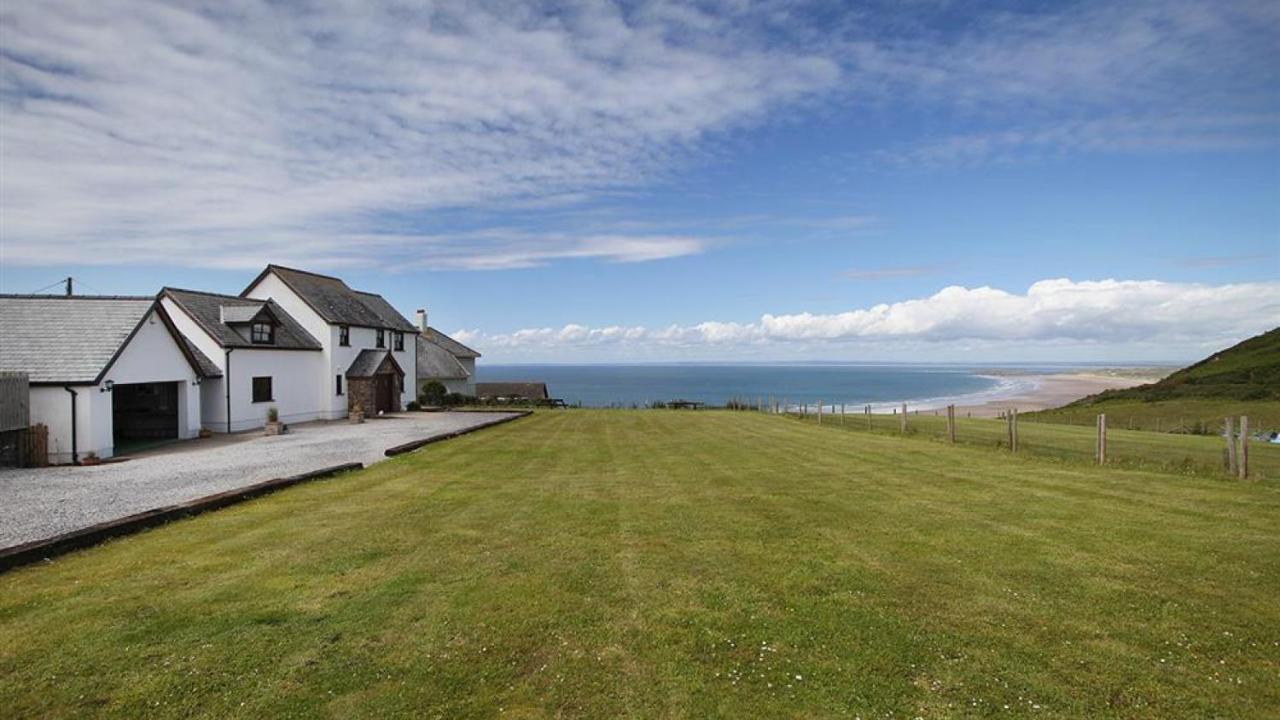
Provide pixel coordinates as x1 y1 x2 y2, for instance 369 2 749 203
251 321 274 344
376 329 385 348
339 325 350 347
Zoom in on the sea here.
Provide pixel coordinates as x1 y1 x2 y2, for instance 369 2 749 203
475 363 1105 410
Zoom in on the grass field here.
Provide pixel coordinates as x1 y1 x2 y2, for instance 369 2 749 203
2 411 1278 718
796 407 1280 480
1024 398 1280 437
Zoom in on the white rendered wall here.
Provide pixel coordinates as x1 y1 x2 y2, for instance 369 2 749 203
223 349 327 431
28 385 97 465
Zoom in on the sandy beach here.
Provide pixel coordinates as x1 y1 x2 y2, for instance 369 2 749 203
953 371 1166 418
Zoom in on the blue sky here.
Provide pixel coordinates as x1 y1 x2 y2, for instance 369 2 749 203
1 0 1277 362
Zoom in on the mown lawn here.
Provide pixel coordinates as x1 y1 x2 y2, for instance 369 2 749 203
2 411 1278 718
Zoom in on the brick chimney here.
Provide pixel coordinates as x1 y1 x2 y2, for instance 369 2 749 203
416 309 427 333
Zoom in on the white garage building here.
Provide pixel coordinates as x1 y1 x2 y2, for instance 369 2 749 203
0 295 222 464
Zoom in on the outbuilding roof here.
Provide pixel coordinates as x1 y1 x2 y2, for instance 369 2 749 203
0 295 221 384
161 288 322 350
423 327 481 358
243 265 417 332
416 334 471 380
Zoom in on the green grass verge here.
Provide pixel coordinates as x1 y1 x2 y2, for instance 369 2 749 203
799 408 1280 480
2 411 1278 718
1025 398 1280 436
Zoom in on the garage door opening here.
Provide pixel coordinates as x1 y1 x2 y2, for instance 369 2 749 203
113 382 179 454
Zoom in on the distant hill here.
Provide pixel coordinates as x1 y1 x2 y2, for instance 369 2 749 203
1071 327 1280 406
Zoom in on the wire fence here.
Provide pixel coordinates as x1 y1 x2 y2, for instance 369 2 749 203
774 402 1277 481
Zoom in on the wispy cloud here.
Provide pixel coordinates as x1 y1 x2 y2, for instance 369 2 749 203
841 265 937 281
456 278 1280 359
1 0 1275 269
0 1 838 270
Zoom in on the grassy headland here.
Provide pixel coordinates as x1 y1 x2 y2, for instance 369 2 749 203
2 410 1278 718
1029 328 1280 433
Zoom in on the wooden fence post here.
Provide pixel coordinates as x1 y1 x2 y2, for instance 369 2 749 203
1096 414 1107 465
900 403 907 433
841 403 846 425
947 404 956 444
1225 416 1237 476
1012 408 1019 453
1239 415 1249 480
817 401 823 425
866 405 872 431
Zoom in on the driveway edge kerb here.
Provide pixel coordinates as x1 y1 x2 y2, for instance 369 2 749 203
0 462 363 574
384 410 532 457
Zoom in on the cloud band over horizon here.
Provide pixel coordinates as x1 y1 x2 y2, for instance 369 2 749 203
454 278 1280 361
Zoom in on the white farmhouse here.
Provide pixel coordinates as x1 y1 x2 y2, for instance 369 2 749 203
0 295 220 464
2 266 451 465
239 265 419 418
414 309 482 396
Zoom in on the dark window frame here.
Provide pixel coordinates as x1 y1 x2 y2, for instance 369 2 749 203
376 329 386 348
251 321 274 344
393 331 404 351
336 374 344 396
251 376 273 403
339 325 350 347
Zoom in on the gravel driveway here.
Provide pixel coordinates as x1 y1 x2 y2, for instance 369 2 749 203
0 412 520 549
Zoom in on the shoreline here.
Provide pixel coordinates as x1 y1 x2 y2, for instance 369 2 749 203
946 371 1164 418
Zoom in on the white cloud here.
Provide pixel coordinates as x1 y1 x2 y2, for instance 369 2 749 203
1 1 1274 268
0 1 838 269
455 278 1280 360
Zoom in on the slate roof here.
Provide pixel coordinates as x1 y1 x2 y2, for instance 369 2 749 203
423 327 481 358
416 335 470 380
161 288 322 350
355 290 419 333
476 382 549 400
0 295 220 384
244 265 416 332
181 338 224 379
219 305 263 324
346 349 403 378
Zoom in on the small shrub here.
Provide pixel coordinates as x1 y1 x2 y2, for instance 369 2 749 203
267 406 279 423
406 400 421 411
443 392 477 407
419 380 447 406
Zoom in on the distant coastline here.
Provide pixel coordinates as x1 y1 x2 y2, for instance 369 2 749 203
476 363 1170 411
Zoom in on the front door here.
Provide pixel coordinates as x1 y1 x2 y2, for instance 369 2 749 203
374 374 394 413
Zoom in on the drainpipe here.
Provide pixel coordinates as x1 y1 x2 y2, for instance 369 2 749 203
225 348 234 434
63 386 78 465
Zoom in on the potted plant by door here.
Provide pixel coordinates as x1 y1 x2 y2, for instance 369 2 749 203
264 406 283 436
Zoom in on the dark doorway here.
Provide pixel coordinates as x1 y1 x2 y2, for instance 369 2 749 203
113 382 179 451
374 374 395 414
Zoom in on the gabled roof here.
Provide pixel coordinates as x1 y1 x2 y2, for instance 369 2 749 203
161 288 322 351
416 334 470 380
346 349 404 378
423 327 481 358
242 265 416 332
354 290 418 333
0 295 221 384
219 305 268 324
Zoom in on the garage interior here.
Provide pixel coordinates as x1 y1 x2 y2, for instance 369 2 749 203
112 382 179 453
